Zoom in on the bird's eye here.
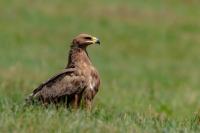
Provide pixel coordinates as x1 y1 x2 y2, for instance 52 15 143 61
84 37 92 40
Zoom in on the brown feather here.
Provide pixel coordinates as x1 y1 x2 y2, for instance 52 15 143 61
26 33 101 110
33 68 75 94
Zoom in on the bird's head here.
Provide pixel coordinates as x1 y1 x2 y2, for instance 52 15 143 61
71 33 100 48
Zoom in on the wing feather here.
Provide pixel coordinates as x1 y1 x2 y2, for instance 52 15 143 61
28 68 87 102
33 68 75 94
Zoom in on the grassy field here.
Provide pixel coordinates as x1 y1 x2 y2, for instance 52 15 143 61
1 0 200 132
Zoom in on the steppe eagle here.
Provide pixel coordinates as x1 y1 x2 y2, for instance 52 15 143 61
26 33 101 111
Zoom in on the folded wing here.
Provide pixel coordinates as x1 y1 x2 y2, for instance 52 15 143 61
26 68 87 103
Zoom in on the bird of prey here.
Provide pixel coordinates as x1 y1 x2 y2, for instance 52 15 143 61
26 33 101 111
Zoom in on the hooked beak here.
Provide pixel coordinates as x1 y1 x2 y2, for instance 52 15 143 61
92 37 100 45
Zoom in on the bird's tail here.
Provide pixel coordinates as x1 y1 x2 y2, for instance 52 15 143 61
24 93 35 105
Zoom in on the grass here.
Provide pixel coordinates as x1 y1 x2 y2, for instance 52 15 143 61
0 0 200 132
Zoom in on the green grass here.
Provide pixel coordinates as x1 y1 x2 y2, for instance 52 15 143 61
1 0 200 132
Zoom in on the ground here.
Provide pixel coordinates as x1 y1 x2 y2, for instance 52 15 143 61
0 0 200 132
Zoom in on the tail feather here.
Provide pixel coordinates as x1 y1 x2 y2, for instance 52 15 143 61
25 93 35 105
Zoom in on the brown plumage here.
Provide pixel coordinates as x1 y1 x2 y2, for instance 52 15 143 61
26 33 100 110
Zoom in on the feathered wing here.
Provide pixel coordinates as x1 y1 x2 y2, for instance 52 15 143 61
32 68 75 95
26 68 87 103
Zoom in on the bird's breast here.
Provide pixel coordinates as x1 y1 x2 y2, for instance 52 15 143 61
88 67 100 91
75 62 100 91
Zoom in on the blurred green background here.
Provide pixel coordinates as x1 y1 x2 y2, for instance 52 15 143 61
0 0 200 132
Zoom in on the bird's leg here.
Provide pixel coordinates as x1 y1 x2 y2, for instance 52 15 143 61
42 99 50 108
83 99 92 112
82 90 93 112
57 95 67 107
67 94 82 110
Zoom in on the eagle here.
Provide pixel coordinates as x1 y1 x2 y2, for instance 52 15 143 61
26 33 101 111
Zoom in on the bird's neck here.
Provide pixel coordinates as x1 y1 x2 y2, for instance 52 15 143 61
66 47 92 69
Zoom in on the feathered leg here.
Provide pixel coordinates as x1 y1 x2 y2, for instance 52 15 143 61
82 90 94 111
67 94 82 110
